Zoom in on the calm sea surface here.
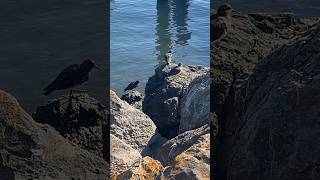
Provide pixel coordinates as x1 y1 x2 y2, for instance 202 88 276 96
0 0 106 112
111 0 210 95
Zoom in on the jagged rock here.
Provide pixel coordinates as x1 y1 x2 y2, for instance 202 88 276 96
160 129 210 180
179 74 210 134
218 25 320 179
33 92 109 160
110 134 142 177
143 63 208 139
0 90 109 179
156 125 210 166
121 90 144 110
115 156 163 180
210 10 319 139
110 90 156 153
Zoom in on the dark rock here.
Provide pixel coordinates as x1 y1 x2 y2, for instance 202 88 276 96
120 90 143 110
218 24 320 180
33 92 109 160
143 63 208 139
0 90 109 179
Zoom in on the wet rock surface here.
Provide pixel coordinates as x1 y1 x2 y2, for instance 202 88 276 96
143 63 208 139
33 92 109 160
0 90 109 180
212 7 320 180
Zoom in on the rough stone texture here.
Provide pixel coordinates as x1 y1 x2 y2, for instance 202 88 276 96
115 156 163 180
179 74 210 134
121 90 144 110
33 92 109 160
211 10 319 138
217 23 320 179
0 90 109 180
143 63 208 139
110 90 156 153
110 134 142 177
156 125 210 166
160 131 210 180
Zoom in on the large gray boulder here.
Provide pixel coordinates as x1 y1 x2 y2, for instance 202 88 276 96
156 125 210 166
143 63 208 139
218 25 320 180
158 126 210 180
110 90 156 153
110 134 141 177
0 90 109 179
179 74 210 134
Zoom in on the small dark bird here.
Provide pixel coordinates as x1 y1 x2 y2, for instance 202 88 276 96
43 59 99 96
124 81 139 92
211 4 233 42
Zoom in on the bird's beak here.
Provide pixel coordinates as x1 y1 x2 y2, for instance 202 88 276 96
94 65 100 70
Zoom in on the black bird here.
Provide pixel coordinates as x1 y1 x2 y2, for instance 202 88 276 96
211 4 233 42
43 59 99 96
124 81 139 92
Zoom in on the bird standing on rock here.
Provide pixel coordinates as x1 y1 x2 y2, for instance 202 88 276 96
124 81 139 92
211 4 233 42
43 59 99 96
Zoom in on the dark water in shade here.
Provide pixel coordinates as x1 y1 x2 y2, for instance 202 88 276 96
111 0 210 95
214 0 320 17
0 0 106 113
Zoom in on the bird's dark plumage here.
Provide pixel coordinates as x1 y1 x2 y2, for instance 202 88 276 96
124 81 139 91
43 59 98 96
211 4 233 42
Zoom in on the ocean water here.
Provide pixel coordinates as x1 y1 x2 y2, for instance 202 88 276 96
0 0 106 112
111 0 210 95
215 0 320 17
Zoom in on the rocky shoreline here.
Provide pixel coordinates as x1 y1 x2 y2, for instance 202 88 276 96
111 62 210 179
0 7 319 180
211 7 320 180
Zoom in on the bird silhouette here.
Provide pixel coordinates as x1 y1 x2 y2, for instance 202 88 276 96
211 4 233 42
43 59 99 96
124 81 139 92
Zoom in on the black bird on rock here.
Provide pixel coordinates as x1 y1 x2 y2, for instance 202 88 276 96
124 81 139 92
43 59 99 96
211 4 233 42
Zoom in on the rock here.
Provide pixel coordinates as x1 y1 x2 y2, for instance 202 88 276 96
179 74 210 134
143 63 208 139
115 156 163 180
160 129 210 180
110 134 142 177
156 125 210 166
217 25 320 179
210 10 319 140
121 90 144 110
0 90 109 179
110 90 156 154
33 92 109 160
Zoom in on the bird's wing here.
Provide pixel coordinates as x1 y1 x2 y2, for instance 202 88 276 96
211 17 227 42
43 64 79 90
